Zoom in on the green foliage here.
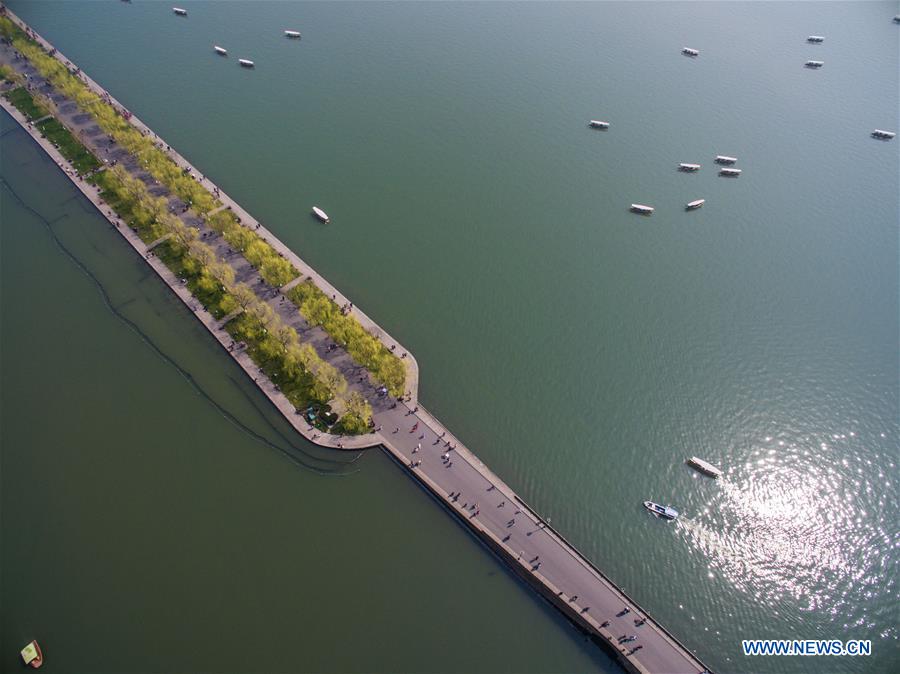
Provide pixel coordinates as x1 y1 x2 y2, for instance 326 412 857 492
11 33 218 215
332 391 373 435
0 16 27 42
208 210 298 287
94 167 166 243
0 63 19 83
224 313 332 414
4 86 48 120
287 281 406 396
36 117 101 174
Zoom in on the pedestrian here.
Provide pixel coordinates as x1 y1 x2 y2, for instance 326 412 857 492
393 427 399 434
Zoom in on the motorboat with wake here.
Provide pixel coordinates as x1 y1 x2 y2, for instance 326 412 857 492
643 501 679 520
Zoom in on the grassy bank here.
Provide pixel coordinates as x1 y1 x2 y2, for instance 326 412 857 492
4 85 47 120
36 117 101 174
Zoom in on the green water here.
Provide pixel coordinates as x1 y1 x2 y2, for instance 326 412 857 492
2 2 898 673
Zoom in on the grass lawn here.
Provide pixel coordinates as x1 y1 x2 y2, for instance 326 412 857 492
4 86 47 120
36 117 101 174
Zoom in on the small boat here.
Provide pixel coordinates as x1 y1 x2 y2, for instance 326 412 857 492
20 641 43 669
312 206 330 223
807 35 825 43
872 129 896 139
284 30 302 39
173 7 187 16
678 163 701 171
214 45 227 56
643 501 679 520
805 60 824 68
589 120 610 129
715 155 737 164
682 47 699 57
239 59 255 68
630 204 654 215
686 199 705 210
719 167 742 176
894 15 900 23
687 456 722 477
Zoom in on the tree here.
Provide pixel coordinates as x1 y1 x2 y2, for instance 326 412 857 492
231 284 257 312
208 260 235 288
318 361 346 400
274 324 297 352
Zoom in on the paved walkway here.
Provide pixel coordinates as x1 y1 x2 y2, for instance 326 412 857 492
0 11 712 673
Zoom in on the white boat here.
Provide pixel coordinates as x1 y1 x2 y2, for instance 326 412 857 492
719 167 742 176
630 204 654 215
589 120 610 129
686 199 705 210
805 60 824 68
682 47 699 56
872 129 896 139
173 7 187 16
214 45 227 56
715 155 737 164
312 206 330 223
687 456 722 477
284 30 302 38
239 59 255 68
807 35 825 43
678 163 701 171
643 501 679 520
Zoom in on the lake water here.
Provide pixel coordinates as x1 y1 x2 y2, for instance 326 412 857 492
2 2 898 673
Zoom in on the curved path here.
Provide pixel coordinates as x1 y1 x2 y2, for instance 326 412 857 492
1 9 712 673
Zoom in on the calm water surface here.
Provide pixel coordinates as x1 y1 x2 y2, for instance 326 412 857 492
2 2 898 673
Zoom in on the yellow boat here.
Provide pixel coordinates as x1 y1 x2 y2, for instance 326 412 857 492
21 640 44 669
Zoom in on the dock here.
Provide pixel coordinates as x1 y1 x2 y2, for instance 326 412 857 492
0 9 712 673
